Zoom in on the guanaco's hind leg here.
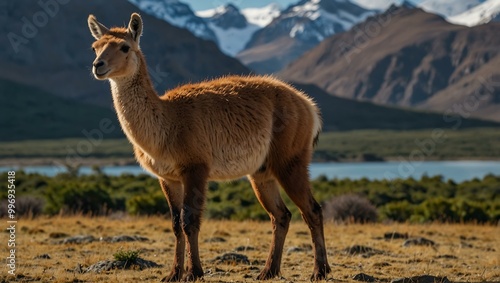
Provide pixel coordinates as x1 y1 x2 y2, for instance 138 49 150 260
273 156 331 280
180 165 209 281
248 172 292 280
159 179 185 282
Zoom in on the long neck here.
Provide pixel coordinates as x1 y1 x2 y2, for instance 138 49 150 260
109 53 166 157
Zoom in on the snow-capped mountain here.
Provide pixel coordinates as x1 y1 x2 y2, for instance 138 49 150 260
352 0 402 10
419 0 485 17
128 0 217 43
196 4 261 56
241 3 282 27
447 0 500 26
276 0 375 43
238 0 375 73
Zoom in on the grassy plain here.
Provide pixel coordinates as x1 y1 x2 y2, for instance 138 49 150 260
1 128 500 165
2 217 499 282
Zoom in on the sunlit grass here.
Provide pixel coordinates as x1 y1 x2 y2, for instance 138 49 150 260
2 217 499 282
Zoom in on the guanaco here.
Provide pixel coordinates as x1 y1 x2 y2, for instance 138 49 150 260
88 13 330 281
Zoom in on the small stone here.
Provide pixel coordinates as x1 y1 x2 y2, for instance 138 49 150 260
234 246 255 251
391 275 450 283
343 245 384 257
213 253 250 265
403 237 435 247
460 241 473 248
56 235 95 244
435 255 457 259
49 232 70 239
384 232 409 240
204 237 226 243
85 257 161 273
34 254 51 259
99 235 149 243
287 246 307 254
353 273 376 282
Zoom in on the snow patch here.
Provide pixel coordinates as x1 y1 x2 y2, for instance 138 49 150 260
447 0 500 26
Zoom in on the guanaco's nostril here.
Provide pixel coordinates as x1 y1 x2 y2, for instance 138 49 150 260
93 61 105 68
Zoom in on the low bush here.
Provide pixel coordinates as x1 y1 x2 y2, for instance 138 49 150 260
44 185 114 215
322 194 378 223
126 191 169 215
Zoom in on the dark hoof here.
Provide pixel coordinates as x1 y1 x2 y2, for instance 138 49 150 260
161 269 183 282
256 269 280 280
310 264 331 281
184 268 204 282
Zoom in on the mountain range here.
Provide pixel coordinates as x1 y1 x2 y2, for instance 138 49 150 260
2 0 500 141
128 0 500 73
279 5 500 122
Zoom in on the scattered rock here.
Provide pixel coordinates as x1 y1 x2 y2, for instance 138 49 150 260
435 255 457 259
234 246 255 252
34 254 51 259
27 228 45 234
85 257 161 273
99 235 149 243
56 235 96 244
353 273 377 282
343 245 384 257
287 244 313 254
49 232 70 239
459 235 477 241
204 237 226 243
213 253 250 265
391 275 450 283
403 237 435 247
295 231 309 236
460 241 473 248
384 232 409 240
287 246 308 254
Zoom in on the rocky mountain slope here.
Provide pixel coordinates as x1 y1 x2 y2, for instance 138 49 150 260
280 5 500 122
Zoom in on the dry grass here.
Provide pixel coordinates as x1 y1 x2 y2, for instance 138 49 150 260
2 216 499 282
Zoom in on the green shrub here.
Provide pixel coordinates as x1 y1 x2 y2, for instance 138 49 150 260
413 198 456 222
113 249 140 262
380 201 415 222
126 191 168 215
451 200 489 223
44 185 114 215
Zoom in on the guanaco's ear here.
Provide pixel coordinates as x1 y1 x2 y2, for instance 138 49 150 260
88 14 109 40
128 13 143 44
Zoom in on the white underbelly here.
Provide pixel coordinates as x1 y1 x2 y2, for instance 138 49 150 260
208 142 269 181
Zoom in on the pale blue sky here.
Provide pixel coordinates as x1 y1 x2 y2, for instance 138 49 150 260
182 0 422 11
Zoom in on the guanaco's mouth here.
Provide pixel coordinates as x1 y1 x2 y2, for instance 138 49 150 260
93 69 110 79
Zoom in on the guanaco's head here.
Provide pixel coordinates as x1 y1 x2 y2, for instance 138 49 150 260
87 13 143 80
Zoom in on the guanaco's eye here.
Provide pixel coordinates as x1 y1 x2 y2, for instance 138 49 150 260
120 45 130 53
92 47 96 52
